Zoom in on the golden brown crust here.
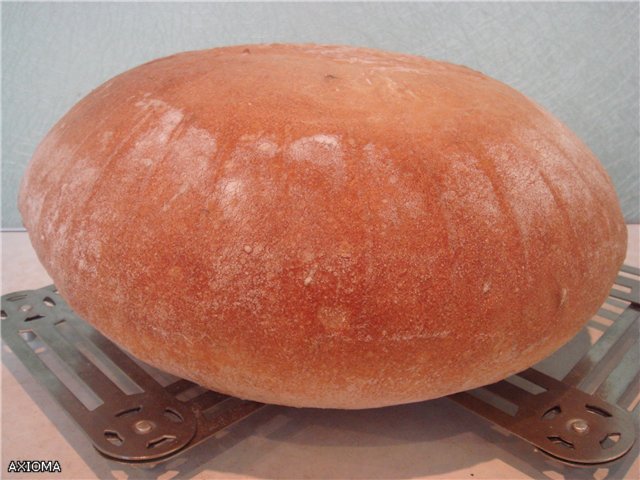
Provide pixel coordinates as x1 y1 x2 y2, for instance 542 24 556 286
19 44 627 408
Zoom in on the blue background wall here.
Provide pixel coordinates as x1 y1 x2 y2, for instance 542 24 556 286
3 2 638 227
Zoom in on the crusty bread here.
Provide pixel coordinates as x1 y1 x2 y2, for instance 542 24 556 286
19 44 626 408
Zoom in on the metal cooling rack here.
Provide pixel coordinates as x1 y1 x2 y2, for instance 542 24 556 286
1 265 638 469
1 286 265 467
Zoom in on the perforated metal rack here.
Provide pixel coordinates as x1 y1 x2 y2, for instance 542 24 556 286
1 265 638 469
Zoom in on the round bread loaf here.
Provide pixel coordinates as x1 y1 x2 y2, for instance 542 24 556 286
19 44 626 408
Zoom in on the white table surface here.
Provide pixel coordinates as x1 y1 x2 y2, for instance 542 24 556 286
2 228 639 480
